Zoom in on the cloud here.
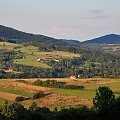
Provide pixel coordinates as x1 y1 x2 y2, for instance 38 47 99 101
89 9 109 19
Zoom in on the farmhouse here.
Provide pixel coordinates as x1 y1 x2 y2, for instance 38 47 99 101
70 75 77 79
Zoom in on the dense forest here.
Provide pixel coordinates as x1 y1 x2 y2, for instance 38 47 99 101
0 87 120 120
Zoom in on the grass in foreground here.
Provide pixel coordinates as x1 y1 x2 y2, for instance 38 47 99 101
86 81 120 95
52 89 95 100
52 80 120 100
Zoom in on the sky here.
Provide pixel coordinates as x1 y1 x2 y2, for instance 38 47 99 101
0 0 120 41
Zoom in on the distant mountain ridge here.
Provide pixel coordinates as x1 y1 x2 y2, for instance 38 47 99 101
62 39 80 44
0 25 64 44
0 25 120 44
62 34 120 44
83 34 120 44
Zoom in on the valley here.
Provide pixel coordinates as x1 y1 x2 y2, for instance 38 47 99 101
0 25 120 119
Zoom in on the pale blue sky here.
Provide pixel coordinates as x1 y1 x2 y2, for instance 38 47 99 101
0 0 120 41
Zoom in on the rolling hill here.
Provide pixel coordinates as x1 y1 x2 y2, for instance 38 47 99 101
1 25 120 45
0 25 65 44
83 34 120 44
62 39 81 44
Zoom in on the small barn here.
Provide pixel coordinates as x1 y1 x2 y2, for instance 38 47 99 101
70 75 77 79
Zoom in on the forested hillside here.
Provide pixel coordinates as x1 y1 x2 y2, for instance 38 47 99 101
0 25 64 44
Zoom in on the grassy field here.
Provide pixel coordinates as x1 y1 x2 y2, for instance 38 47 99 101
0 42 20 50
86 81 120 95
14 51 80 68
14 55 51 68
17 45 38 55
37 51 80 59
52 79 120 100
0 87 32 97
0 42 80 68
52 89 95 100
0 78 120 108
52 82 120 100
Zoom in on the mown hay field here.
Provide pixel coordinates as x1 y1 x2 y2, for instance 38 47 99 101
0 78 120 108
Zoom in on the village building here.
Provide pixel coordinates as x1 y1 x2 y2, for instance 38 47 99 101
70 75 77 79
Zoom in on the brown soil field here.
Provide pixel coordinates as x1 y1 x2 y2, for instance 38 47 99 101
0 82 55 93
23 93 92 107
0 78 118 88
0 92 19 100
23 78 119 87
1 78 119 86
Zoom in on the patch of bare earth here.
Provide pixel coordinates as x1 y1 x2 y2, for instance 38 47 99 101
23 93 92 107
0 92 19 100
0 82 54 94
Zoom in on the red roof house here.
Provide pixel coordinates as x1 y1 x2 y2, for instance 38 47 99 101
70 75 77 79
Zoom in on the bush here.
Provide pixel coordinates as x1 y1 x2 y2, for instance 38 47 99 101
34 80 66 88
33 80 84 90
63 84 84 90
15 80 27 84
15 96 26 102
33 91 45 100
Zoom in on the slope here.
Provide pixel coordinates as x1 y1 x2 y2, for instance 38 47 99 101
83 34 120 44
0 25 64 44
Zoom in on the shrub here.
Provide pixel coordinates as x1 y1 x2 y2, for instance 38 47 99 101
63 85 84 90
34 80 66 88
15 96 26 102
33 80 84 90
32 91 45 100
15 80 27 84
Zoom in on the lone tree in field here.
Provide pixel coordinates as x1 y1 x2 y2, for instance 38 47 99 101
93 86 115 113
